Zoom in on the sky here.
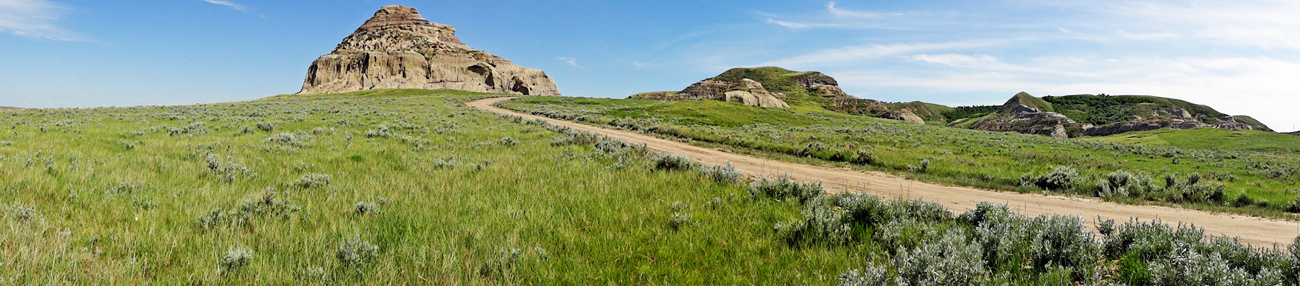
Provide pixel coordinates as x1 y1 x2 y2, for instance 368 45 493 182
1 0 1297 132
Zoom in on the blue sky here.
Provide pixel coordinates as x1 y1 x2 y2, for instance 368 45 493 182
2 0 1297 132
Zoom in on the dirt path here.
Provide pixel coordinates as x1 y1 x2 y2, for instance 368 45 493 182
468 97 1300 247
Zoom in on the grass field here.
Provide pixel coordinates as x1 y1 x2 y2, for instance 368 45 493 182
0 90 871 284
3 89 1298 285
1091 128 1300 155
498 97 1300 218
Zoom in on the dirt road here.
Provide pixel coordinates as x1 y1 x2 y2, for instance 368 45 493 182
468 97 1300 247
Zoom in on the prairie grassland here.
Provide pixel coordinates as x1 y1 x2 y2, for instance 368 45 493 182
498 97 1300 218
3 90 1298 285
1090 128 1300 155
0 90 863 284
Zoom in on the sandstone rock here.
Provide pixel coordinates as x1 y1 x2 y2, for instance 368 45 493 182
299 5 560 96
882 109 925 124
722 79 789 108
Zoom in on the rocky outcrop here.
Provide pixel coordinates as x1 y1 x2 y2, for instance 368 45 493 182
668 74 790 108
882 109 925 124
723 79 788 108
299 5 560 96
970 93 1080 138
1287 131 1300 136
1081 113 1262 136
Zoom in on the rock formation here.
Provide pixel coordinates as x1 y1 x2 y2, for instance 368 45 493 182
972 93 1081 138
721 79 789 108
966 92 1271 138
299 5 560 96
881 109 925 124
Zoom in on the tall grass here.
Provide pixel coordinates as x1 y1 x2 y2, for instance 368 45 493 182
0 90 862 284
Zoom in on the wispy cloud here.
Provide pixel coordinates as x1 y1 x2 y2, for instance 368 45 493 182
826 2 892 19
201 0 246 12
762 40 1007 68
760 1 912 30
557 57 578 67
0 0 81 41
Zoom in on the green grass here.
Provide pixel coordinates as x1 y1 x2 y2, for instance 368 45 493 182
500 96 1300 218
0 89 872 284
4 89 1298 285
1089 128 1300 155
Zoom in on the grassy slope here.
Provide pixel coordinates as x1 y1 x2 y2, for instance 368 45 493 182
1010 92 1055 113
0 89 871 284
501 96 1300 217
703 67 834 107
1090 128 1300 155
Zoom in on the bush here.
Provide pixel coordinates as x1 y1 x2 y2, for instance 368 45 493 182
1027 215 1098 273
365 125 392 138
668 213 692 231
893 228 987 286
498 137 518 146
775 197 851 247
700 163 742 185
293 173 332 189
1097 170 1157 199
265 132 310 147
964 203 1030 270
1287 199 1300 213
220 246 253 274
1022 166 1078 190
2 203 36 222
749 175 822 203
839 264 891 286
355 201 380 215
850 149 874 165
907 159 930 173
1102 219 1203 260
255 122 275 132
652 154 698 171
1149 242 1284 285
336 237 379 269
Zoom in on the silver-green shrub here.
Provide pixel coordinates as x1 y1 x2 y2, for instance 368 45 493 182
893 228 987 286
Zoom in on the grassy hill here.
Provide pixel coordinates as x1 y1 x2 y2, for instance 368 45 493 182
681 66 850 108
502 97 1300 216
1042 94 1242 126
1090 128 1300 155
885 101 952 123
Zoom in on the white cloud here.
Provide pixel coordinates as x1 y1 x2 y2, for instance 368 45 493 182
761 1 912 30
201 0 245 12
826 2 890 19
1116 30 1179 41
764 18 839 30
762 40 1006 68
910 54 1000 68
0 0 79 40
557 57 578 67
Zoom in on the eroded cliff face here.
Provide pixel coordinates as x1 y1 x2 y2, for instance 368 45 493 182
299 5 560 96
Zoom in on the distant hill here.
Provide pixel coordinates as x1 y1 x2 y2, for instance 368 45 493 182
629 67 1274 137
674 66 851 106
1288 131 1300 136
946 92 1270 138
